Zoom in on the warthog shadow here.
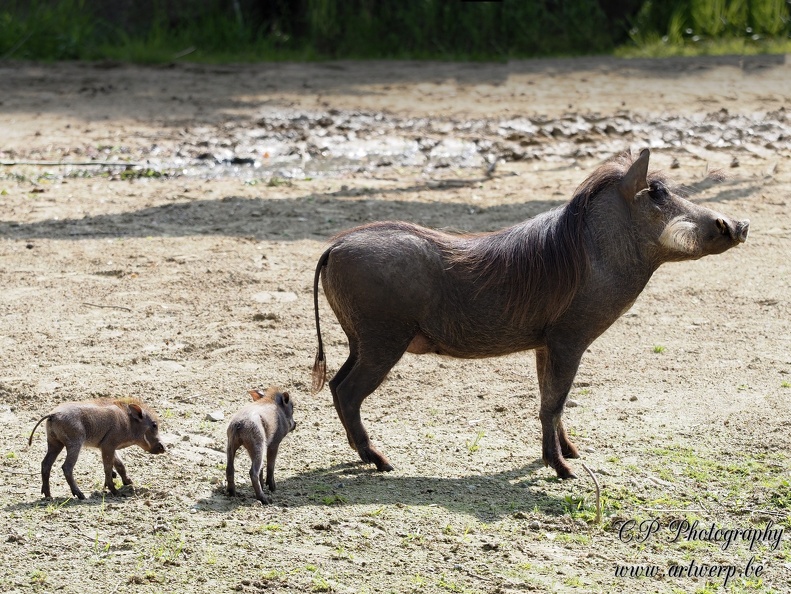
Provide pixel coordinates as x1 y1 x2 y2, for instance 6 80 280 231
198 460 587 521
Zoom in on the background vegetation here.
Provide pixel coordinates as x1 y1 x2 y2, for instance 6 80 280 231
0 0 790 62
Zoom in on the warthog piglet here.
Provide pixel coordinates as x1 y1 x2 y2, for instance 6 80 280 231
28 398 166 500
226 387 296 504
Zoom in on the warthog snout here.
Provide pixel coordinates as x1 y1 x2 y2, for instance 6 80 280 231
150 441 167 454
716 217 750 244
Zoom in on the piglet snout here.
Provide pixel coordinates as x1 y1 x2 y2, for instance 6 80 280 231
736 219 750 243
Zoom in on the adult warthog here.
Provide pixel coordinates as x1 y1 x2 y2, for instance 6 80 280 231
311 149 749 479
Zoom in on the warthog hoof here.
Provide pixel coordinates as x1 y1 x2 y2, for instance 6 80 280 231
561 442 580 459
543 455 577 480
556 465 578 480
359 445 393 472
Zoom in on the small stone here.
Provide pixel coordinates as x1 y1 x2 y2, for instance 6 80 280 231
482 541 500 551
583 446 596 453
252 291 297 304
252 312 279 322
528 520 541 530
205 410 224 422
0 407 18 424
566 399 580 407
629 395 638 402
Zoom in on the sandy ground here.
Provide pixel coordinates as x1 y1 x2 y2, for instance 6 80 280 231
0 56 790 594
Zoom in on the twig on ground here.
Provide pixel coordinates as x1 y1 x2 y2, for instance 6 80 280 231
640 507 707 514
581 463 602 524
0 160 147 167
0 468 38 476
81 302 133 312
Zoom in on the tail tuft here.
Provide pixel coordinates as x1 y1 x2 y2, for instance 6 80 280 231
311 351 326 394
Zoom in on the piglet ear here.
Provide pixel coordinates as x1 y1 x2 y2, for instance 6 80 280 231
249 389 264 401
282 392 290 405
128 403 144 420
619 148 650 200
275 391 290 406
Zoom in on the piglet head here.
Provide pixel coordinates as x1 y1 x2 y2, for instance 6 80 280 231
276 391 297 433
128 402 166 454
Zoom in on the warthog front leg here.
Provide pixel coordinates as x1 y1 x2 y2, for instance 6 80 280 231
536 346 584 479
556 419 580 459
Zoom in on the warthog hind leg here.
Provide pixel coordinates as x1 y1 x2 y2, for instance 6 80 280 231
334 338 411 472
329 344 359 452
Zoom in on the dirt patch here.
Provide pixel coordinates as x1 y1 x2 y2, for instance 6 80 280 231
0 57 790 593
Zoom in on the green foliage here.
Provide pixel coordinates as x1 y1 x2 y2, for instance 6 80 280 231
0 1 789 62
0 0 98 60
0 0 619 61
624 0 791 56
300 0 615 58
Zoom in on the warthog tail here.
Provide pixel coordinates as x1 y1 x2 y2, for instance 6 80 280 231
27 414 52 446
311 248 332 394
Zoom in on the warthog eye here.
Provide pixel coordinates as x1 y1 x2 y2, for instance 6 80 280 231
152 422 158 430
648 181 668 204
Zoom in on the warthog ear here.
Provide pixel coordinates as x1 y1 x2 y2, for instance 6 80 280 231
619 148 650 200
281 392 290 405
128 403 144 420
249 389 265 401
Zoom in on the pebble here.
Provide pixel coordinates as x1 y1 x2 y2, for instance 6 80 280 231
482 542 500 551
205 410 224 422
566 399 580 407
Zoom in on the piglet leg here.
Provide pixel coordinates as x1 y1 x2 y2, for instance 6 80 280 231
265 443 279 492
248 445 271 504
61 441 86 500
113 453 133 485
101 449 121 495
41 440 64 499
